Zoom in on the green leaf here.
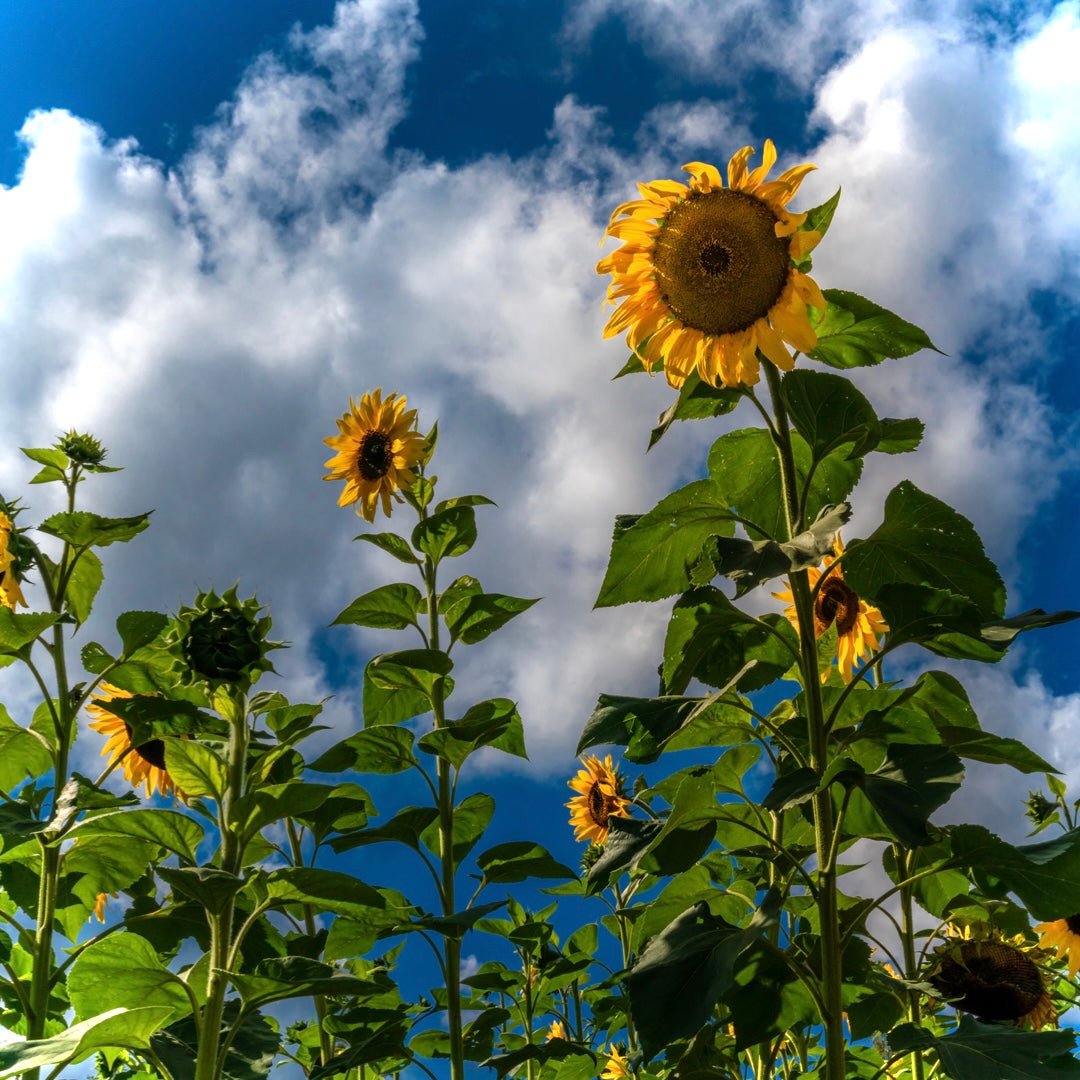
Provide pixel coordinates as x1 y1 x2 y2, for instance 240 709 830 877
888 1016 1080 1079
366 648 452 697
876 416 925 453
586 816 663 895
476 842 577 884
66 549 103 624
263 868 392 920
0 1007 174 1077
353 531 419 564
420 793 495 868
763 767 820 812
978 608 1080 649
400 900 508 942
310 725 417 775
418 698 528 768
949 825 1080 921
157 867 244 914
801 187 841 246
625 894 779 1061
577 693 752 765
117 610 170 655
162 738 227 801
842 481 1006 619
781 370 879 461
231 781 331 841
20 446 68 469
936 726 1057 774
66 809 204 863
434 495 496 512
0 608 60 653
225 957 376 1009
648 372 743 449
330 806 439 854
0 705 51 789
808 289 941 369
411 505 477 562
68 934 192 1021
362 662 430 728
152 1001 280 1080
444 592 539 645
39 510 151 548
844 743 964 847
662 587 797 694
727 939 820 1049
595 479 737 607
331 583 423 630
636 769 723 877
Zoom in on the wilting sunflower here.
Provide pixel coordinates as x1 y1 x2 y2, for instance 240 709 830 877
926 930 1056 1030
601 1046 631 1080
597 140 826 389
566 754 631 844
87 683 185 801
772 534 888 683
0 512 26 610
545 1020 567 1042
1035 916 1080 978
323 389 427 522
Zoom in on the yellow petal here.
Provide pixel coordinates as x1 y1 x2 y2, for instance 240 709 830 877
726 146 754 189
744 138 777 191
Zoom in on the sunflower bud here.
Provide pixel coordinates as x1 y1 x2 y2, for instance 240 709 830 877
580 842 604 872
56 430 108 468
170 586 282 690
1025 790 1058 828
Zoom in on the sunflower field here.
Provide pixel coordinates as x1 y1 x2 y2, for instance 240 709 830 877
1 141 1079 1080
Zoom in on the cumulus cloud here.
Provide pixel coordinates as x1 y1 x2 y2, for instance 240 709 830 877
0 0 1076 790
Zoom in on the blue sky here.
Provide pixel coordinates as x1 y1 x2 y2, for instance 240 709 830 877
1 0 1080 1061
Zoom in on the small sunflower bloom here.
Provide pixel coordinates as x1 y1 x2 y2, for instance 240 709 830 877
91 891 118 923
545 1019 566 1042
772 534 888 683
1035 917 1080 979
597 140 826 389
323 389 427 522
87 683 185 801
602 1046 631 1079
566 755 631 844
926 932 1057 1030
0 512 26 610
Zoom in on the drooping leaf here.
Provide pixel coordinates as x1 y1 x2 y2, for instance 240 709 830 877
586 817 664 895
330 806 439 854
331 583 423 630
648 372 743 449
157 867 245 914
443 592 539 645
353 531 419 565
263 868 392 920
412 505 478 562
66 809 204 863
65 549 103 624
0 608 61 653
310 725 417 775
476 842 577 884
366 649 452 697
418 698 527 768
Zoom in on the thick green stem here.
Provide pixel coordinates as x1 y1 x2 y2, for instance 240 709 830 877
763 362 846 1079
421 543 465 1080
896 846 927 1080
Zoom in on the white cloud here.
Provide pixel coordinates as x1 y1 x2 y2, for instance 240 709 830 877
0 0 1076 790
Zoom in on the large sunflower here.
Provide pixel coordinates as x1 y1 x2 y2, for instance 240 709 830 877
0 512 26 610
87 683 185 801
597 140 826 389
926 932 1056 1030
772 535 888 684
566 754 631 844
323 389 427 522
1035 916 1080 978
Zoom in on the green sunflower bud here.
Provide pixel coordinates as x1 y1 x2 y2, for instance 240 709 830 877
56 430 109 469
580 842 604 873
1025 790 1058 828
170 586 283 690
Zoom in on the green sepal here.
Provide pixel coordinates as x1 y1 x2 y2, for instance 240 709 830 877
808 289 941 368
792 187 841 272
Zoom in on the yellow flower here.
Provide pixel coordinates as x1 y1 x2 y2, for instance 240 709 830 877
601 1046 631 1079
1035 916 1080 978
771 535 888 683
597 140 826 389
323 389 427 522
0 512 26 610
87 683 186 801
926 934 1057 1030
566 755 631 844
545 1019 566 1042
91 891 118 923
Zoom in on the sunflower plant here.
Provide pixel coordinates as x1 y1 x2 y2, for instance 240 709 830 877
574 140 1080 1079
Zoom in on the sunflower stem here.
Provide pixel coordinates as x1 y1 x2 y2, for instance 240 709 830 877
420 519 466 1080
896 845 927 1080
763 360 846 1080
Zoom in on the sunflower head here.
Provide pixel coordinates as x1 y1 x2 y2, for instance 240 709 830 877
545 1020 567 1043
601 1046 632 1080
87 682 186 802
566 754 631 844
0 505 28 610
926 930 1056 1029
597 140 827 389
170 586 281 691
56 430 109 470
771 534 888 683
323 389 428 522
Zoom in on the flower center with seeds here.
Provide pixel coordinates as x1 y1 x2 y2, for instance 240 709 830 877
652 189 792 337
588 783 612 828
933 942 1046 1023
814 574 860 637
1066 915 1080 934
357 432 393 481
